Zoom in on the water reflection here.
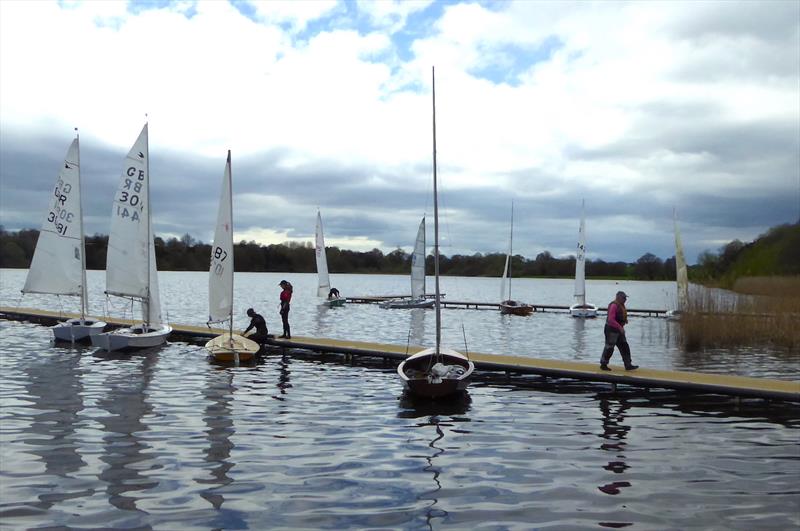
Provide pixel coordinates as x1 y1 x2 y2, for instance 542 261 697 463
24 346 90 509
571 317 587 358
95 350 159 513
408 309 426 347
197 368 235 510
597 398 632 495
273 354 293 400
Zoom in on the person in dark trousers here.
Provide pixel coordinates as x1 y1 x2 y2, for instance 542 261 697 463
328 287 340 299
279 280 293 339
243 308 270 344
600 291 638 371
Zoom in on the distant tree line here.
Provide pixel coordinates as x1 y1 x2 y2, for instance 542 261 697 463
0 226 681 280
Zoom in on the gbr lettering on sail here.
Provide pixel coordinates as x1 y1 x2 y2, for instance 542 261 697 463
115 166 145 222
47 175 76 236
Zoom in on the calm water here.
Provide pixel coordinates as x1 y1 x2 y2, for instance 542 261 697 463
1 270 799 529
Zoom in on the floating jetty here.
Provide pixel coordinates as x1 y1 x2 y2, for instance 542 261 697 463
347 295 667 317
2 306 797 401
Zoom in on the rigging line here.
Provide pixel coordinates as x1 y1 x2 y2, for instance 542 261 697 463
461 323 469 359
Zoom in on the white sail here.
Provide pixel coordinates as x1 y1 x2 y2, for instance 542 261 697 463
315 211 330 298
573 202 587 306
411 217 426 300
209 151 234 324
105 123 162 327
23 138 84 299
674 211 689 310
500 252 510 302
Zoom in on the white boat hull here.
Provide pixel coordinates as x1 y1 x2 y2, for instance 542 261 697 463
380 298 435 309
52 318 107 342
665 309 682 321
91 324 172 351
570 303 598 318
397 347 474 398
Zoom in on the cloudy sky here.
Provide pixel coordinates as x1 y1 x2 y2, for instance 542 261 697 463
1 0 798 264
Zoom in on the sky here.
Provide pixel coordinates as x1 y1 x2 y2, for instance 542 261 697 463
1 0 798 265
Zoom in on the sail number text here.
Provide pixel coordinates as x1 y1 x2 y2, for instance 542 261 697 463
48 178 75 236
212 246 228 275
115 166 145 222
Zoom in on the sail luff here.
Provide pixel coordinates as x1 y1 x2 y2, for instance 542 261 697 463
209 151 235 325
410 217 426 299
22 137 83 298
77 133 87 320
315 211 331 298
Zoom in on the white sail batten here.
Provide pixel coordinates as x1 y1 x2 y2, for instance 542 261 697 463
411 217 426 300
208 152 234 324
23 138 84 297
674 212 689 311
315 211 330 298
105 123 162 327
573 203 587 306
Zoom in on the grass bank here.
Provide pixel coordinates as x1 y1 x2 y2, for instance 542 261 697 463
678 276 800 352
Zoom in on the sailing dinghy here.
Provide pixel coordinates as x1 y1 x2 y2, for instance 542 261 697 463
315 211 346 308
397 67 474 398
22 134 107 341
666 209 689 320
91 124 172 351
499 202 533 316
380 217 435 309
569 201 598 318
205 151 259 362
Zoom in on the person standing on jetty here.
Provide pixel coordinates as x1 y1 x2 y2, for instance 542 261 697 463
278 280 293 339
243 308 270 344
600 291 639 371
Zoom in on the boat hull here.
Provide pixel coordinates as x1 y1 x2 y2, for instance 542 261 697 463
52 318 107 342
321 297 347 308
205 333 260 362
380 298 435 309
570 303 598 318
665 309 682 321
91 324 172 351
397 347 474 398
500 301 533 316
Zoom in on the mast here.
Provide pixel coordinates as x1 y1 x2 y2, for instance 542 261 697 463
144 121 151 329
508 201 514 301
432 66 441 354
228 150 233 340
76 129 87 322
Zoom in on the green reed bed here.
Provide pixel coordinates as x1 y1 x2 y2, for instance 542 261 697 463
679 277 800 352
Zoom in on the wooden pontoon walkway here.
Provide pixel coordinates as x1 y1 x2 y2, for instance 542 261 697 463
2 306 797 401
346 295 666 316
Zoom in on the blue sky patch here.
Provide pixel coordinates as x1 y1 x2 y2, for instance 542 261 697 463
469 35 563 86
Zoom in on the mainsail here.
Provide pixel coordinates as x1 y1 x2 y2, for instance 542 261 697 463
23 138 85 301
411 217 426 300
674 211 689 310
315 211 330 298
105 123 162 327
209 151 234 324
573 201 587 306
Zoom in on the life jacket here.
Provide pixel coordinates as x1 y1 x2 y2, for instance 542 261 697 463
607 300 628 327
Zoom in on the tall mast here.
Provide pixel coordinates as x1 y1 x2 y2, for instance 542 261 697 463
508 200 514 301
432 66 441 354
76 129 87 321
227 150 233 340
144 121 151 329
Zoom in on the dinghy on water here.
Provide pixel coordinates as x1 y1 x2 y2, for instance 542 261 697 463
315 211 346 308
397 67 474 399
666 209 689 320
380 217 435 309
205 151 259 363
499 201 533 316
91 123 172 351
22 134 107 341
569 200 598 318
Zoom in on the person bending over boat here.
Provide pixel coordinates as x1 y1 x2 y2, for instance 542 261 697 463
244 308 270 344
600 291 638 371
279 280 292 339
328 287 340 299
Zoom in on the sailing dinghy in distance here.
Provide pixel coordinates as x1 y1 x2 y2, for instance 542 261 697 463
397 67 474 399
569 201 598 318
22 135 106 341
666 209 689 320
380 217 435 309
91 124 172 351
205 151 259 362
315 211 346 308
499 202 533 316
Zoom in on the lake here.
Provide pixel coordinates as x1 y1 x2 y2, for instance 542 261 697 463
1 269 798 529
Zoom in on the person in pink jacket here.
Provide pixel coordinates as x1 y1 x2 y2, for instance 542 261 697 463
600 291 638 371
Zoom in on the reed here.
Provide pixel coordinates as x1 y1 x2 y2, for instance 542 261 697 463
678 277 800 352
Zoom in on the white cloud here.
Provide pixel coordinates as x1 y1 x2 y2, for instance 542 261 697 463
245 0 339 32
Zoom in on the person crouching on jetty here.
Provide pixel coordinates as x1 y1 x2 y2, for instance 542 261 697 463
243 308 270 344
600 291 638 371
279 280 293 339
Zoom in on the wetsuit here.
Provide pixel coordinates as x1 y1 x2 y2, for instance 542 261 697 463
244 312 269 343
600 301 635 369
